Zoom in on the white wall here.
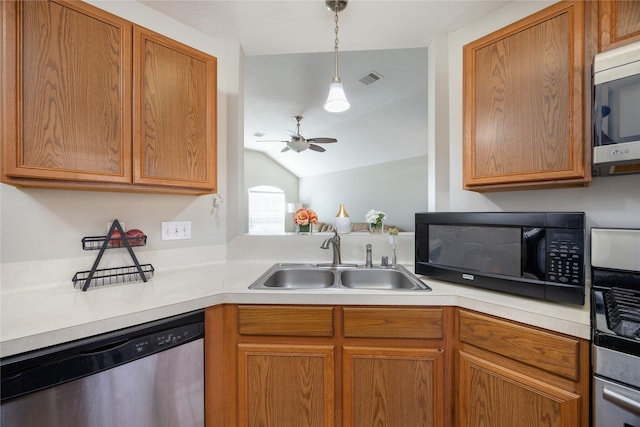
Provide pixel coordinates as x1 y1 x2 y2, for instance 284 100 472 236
3 0 640 276
0 1 243 266
299 156 429 231
443 1 640 230
244 150 300 232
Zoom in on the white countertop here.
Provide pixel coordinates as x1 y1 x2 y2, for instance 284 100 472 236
0 260 591 358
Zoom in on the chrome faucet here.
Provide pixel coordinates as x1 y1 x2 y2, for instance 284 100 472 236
365 244 373 268
321 230 342 265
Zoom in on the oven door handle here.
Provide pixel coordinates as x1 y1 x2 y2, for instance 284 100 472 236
603 386 640 415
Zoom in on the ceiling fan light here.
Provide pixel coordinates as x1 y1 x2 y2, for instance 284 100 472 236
324 81 350 113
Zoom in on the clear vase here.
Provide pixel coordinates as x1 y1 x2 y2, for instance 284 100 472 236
298 224 312 235
369 222 384 234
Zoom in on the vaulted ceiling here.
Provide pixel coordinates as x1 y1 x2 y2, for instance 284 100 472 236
140 1 510 176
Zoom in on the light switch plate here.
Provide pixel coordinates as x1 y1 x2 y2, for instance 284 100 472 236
162 221 192 240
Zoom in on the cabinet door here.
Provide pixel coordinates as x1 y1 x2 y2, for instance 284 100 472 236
2 0 132 183
342 346 444 427
458 351 580 427
133 27 217 191
463 1 589 191
599 0 640 50
237 343 335 427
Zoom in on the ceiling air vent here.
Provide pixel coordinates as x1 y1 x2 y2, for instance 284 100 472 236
358 71 383 85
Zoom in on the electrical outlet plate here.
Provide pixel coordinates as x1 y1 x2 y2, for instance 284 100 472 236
161 221 192 240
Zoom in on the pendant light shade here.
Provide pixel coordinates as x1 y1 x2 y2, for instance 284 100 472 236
324 0 350 113
324 78 350 113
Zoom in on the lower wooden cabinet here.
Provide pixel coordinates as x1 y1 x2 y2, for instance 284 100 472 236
343 345 444 427
237 343 335 427
457 351 580 426
455 309 590 427
204 304 588 427
206 304 447 427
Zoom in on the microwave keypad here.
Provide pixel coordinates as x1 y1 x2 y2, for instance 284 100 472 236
547 239 583 284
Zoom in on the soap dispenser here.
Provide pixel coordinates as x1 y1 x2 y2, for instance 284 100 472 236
334 204 351 234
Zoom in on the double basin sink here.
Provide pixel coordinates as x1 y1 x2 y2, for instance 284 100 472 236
249 263 431 291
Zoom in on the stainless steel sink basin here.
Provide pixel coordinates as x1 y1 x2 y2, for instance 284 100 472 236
260 267 335 289
340 268 428 290
249 263 431 291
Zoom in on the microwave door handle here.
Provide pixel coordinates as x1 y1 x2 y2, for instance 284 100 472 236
522 228 545 280
603 386 640 415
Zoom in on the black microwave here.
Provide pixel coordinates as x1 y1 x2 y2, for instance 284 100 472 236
415 212 585 305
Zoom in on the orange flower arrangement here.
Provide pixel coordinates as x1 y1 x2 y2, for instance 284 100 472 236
293 208 318 226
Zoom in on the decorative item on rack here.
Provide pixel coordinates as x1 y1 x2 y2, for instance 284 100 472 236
74 219 153 291
334 203 351 234
324 0 350 113
366 209 386 234
293 207 318 235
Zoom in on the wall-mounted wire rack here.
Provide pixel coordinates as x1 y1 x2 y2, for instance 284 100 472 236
74 219 153 291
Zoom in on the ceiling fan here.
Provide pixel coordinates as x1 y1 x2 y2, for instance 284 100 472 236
259 115 337 153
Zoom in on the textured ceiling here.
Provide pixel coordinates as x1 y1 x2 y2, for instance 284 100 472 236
139 0 510 176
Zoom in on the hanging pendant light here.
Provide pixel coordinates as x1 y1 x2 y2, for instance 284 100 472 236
324 0 350 113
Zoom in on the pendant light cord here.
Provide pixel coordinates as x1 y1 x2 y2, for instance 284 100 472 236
333 6 340 81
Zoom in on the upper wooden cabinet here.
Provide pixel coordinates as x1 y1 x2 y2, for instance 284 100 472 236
463 1 591 191
1 0 217 194
2 1 133 184
133 27 217 191
599 0 640 51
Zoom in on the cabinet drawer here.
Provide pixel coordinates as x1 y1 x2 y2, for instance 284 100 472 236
458 309 580 380
238 305 334 337
343 307 443 339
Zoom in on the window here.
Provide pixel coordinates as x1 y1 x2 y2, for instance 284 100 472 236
248 186 285 234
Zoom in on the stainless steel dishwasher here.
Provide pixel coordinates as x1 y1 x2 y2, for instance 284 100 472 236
1 310 204 427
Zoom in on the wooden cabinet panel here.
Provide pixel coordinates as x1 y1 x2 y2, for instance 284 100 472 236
211 304 587 427
463 1 590 191
458 309 580 381
1 1 217 194
343 346 444 427
133 27 217 191
458 350 580 427
237 343 335 427
238 305 334 337
213 305 448 427
2 0 132 183
599 0 640 50
343 307 442 339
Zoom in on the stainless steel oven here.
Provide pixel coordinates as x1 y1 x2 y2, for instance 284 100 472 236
591 228 640 426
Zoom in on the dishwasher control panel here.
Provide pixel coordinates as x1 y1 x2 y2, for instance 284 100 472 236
132 323 203 357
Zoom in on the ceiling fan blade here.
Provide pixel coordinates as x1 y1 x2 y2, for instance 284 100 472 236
308 144 326 152
258 139 289 143
307 137 337 144
281 146 290 152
